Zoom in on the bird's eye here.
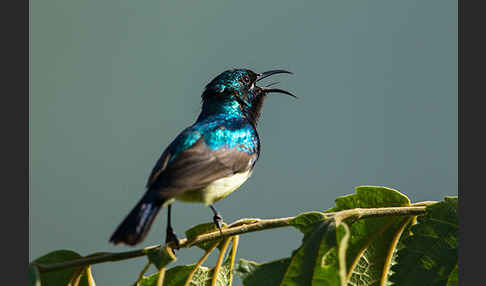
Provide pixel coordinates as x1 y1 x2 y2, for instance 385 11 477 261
242 75 250 84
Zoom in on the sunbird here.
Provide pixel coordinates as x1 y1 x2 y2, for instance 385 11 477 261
110 69 294 246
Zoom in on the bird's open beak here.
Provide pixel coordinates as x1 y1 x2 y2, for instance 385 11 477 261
256 70 296 98
256 70 292 82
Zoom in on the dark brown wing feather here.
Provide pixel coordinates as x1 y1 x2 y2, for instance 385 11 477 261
146 138 257 198
146 150 171 188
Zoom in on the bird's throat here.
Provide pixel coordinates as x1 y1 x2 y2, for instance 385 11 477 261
198 93 265 126
198 99 245 121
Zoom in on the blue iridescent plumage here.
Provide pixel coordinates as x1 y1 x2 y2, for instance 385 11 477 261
166 70 262 162
167 112 259 163
110 68 294 246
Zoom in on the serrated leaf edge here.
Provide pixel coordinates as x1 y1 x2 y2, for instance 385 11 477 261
379 217 413 286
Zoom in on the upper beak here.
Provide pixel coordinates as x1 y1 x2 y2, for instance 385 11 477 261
256 70 293 82
256 69 296 98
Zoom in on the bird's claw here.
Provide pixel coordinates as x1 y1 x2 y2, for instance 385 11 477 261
166 226 180 249
213 214 223 234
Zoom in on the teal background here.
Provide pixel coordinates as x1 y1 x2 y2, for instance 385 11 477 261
30 0 457 285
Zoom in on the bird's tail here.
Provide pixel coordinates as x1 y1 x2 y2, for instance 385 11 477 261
109 195 164 246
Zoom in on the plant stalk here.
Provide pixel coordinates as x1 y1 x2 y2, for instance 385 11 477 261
34 205 428 273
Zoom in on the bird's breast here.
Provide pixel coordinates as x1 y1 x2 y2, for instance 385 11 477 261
192 115 259 155
174 170 252 205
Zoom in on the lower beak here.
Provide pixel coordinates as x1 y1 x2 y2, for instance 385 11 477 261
263 88 297 98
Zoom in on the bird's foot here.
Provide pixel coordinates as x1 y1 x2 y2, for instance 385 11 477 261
209 205 224 234
213 214 224 234
166 226 180 249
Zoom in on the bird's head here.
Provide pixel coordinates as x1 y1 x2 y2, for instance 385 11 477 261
201 68 295 124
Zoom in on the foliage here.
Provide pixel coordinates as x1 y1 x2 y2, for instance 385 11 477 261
389 197 458 286
30 250 95 286
29 186 458 286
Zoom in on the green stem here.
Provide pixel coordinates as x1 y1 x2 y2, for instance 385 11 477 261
133 261 151 286
34 205 429 273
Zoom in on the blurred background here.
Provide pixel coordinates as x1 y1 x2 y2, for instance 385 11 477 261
29 0 457 285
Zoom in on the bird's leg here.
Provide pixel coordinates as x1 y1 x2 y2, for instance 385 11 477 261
166 204 180 248
209 205 223 234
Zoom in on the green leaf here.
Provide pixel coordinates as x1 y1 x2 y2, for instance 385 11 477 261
142 239 238 286
289 211 328 235
146 246 177 270
140 265 204 286
237 186 417 286
327 186 411 212
324 185 413 286
390 197 458 286
28 264 41 286
31 249 92 286
446 264 458 286
140 260 231 286
280 220 348 286
235 258 291 286
185 222 225 251
236 221 349 286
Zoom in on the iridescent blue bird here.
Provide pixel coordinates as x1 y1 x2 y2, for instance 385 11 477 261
110 68 295 246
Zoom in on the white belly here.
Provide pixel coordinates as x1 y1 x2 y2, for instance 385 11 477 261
175 170 252 205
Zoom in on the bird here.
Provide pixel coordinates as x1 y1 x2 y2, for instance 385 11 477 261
109 68 295 246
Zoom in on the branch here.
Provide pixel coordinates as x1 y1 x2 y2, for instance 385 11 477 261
34 205 430 273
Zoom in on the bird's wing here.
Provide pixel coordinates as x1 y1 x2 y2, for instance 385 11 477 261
146 137 257 197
